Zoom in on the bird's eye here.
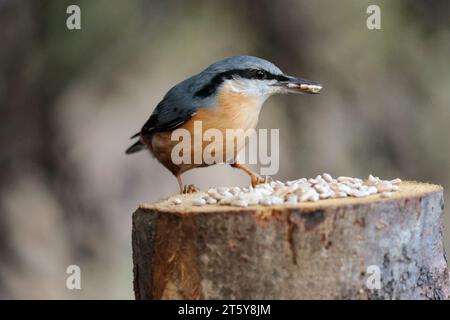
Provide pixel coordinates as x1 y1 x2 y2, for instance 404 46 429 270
255 70 266 80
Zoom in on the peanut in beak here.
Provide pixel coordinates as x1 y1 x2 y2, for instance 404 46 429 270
288 83 323 93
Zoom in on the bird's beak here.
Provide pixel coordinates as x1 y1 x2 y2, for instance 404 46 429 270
278 76 323 94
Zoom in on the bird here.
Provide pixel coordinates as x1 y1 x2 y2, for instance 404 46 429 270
126 55 322 193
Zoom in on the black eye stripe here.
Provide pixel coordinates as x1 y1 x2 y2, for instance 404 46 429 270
194 68 288 98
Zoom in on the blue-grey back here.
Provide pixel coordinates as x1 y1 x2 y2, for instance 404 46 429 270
140 56 283 135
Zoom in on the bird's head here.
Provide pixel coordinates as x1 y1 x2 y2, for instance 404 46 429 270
193 55 322 102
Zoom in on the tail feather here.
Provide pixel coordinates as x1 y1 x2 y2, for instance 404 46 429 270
126 140 145 154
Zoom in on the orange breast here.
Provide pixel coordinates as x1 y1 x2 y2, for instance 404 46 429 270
150 85 264 174
188 82 264 129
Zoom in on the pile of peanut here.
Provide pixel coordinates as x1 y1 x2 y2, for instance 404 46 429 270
173 174 402 207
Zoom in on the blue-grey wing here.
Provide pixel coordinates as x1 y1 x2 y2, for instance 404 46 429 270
138 76 207 137
133 71 215 138
139 98 196 137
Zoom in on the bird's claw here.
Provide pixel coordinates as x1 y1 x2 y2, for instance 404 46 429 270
251 175 272 187
182 184 200 194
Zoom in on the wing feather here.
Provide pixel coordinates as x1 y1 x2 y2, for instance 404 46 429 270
140 101 197 137
138 70 215 138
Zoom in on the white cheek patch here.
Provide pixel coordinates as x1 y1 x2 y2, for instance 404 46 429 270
224 79 277 97
219 79 272 108
226 79 247 93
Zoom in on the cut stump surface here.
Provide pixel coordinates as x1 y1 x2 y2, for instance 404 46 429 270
132 181 449 299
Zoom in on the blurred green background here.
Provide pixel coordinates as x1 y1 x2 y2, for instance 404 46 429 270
1 0 449 299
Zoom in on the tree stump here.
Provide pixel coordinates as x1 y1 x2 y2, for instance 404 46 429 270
132 181 449 300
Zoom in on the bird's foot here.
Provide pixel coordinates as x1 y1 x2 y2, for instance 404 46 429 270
182 184 200 194
251 174 272 187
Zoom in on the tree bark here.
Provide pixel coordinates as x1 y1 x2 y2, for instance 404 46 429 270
132 182 449 300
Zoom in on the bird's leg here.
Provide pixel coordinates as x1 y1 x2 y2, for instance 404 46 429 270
176 175 184 193
230 163 271 187
176 174 199 194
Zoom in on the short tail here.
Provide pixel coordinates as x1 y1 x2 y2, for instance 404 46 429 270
126 140 145 154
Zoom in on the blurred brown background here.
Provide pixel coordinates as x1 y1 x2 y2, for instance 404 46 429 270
1 0 449 299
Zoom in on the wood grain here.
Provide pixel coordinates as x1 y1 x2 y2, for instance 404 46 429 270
132 182 449 299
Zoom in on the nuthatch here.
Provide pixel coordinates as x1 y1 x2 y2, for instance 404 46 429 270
126 56 322 193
